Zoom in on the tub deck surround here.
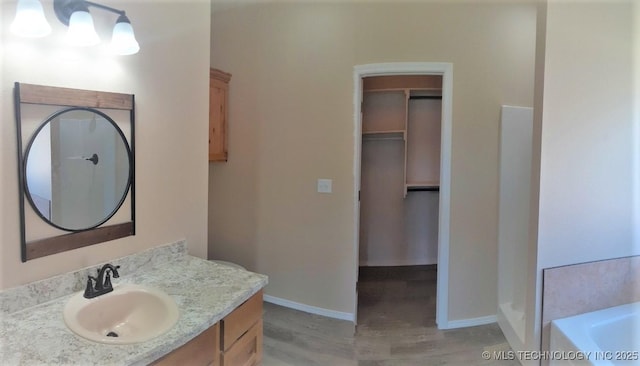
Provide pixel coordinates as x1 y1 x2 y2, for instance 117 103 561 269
541 255 640 361
0 241 268 366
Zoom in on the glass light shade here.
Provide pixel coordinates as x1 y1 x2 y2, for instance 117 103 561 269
10 0 52 38
66 10 100 46
110 17 139 55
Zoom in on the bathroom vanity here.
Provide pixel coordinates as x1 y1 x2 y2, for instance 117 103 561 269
153 290 263 366
0 241 268 366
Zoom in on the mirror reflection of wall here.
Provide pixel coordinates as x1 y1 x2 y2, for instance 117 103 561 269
26 122 52 219
25 109 131 231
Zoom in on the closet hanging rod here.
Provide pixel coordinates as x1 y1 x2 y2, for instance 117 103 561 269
409 95 442 100
407 186 440 192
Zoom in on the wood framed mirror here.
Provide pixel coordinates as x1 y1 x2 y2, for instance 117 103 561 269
14 83 136 262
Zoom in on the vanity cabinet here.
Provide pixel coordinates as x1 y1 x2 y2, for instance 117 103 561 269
220 289 263 366
152 324 220 366
153 290 263 366
209 68 231 162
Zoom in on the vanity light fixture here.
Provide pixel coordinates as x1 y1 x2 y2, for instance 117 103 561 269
10 0 140 55
109 14 140 55
64 1 100 46
10 0 52 38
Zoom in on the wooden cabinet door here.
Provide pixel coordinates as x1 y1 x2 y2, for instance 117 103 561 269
151 291 263 366
151 323 220 366
209 69 231 162
221 291 263 366
221 320 262 366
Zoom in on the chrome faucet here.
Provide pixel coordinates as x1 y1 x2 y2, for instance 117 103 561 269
84 263 120 299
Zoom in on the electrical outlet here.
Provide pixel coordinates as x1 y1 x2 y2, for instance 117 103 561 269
317 179 332 193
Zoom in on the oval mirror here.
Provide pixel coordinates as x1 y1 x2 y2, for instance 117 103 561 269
23 107 132 232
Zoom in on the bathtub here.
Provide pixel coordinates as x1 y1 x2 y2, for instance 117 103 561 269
550 302 640 365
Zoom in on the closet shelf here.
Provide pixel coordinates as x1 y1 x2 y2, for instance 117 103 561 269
409 95 442 100
363 89 407 94
364 87 442 94
409 88 442 95
362 130 405 140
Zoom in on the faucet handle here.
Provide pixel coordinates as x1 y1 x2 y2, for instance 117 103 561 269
111 265 121 278
104 272 113 289
84 276 98 298
105 265 120 288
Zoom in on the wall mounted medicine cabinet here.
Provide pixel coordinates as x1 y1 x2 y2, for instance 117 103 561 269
14 82 136 262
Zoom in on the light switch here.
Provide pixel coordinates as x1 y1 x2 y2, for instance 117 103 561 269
317 179 332 193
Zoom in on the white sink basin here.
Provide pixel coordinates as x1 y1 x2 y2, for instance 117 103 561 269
63 284 179 344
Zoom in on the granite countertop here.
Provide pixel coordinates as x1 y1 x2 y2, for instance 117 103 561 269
0 241 268 366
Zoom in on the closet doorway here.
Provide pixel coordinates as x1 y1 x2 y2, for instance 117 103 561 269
352 63 453 329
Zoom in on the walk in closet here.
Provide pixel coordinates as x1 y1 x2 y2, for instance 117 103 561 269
359 75 442 267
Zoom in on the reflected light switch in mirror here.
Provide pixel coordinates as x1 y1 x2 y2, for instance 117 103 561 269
317 179 332 193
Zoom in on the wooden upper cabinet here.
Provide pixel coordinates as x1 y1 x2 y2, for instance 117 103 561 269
210 68 231 162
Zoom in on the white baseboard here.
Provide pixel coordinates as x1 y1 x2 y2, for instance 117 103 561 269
497 303 526 349
263 296 494 330
263 294 356 322
360 258 438 267
444 314 497 329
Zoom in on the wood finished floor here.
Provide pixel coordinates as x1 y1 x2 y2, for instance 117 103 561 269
262 266 518 366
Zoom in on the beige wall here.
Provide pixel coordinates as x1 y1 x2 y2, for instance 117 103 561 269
523 0 547 357
1 0 210 290
525 0 639 356
210 1 536 320
634 0 640 248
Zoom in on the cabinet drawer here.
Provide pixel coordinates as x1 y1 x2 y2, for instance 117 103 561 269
221 320 263 366
221 290 262 351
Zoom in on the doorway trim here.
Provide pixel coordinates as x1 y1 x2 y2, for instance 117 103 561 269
353 62 453 329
